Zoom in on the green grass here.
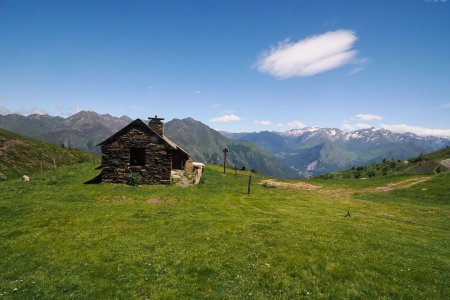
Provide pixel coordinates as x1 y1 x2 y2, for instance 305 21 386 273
0 163 449 298
317 146 450 180
0 128 95 180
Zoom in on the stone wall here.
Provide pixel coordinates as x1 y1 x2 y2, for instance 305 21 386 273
148 119 164 136
171 149 189 170
101 128 172 184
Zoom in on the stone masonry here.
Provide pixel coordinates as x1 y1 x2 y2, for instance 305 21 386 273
99 118 189 185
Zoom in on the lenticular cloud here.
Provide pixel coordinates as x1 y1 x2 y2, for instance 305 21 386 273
257 30 359 78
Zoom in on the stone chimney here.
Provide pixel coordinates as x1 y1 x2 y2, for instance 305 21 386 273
148 115 165 136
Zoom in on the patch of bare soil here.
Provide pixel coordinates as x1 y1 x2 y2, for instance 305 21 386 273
146 198 164 204
171 170 195 187
368 177 432 192
260 176 432 195
440 159 450 169
146 198 177 204
260 179 319 191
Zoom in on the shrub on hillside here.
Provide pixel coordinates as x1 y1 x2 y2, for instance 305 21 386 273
410 152 425 163
78 156 91 163
342 171 352 179
127 172 142 186
367 170 376 178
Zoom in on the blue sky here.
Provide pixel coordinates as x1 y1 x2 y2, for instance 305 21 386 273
1 0 449 136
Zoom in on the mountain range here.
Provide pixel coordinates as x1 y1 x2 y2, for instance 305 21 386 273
0 112 132 151
0 112 296 178
164 118 298 177
224 127 450 176
1 111 449 178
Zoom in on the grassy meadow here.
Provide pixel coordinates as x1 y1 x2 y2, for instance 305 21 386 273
0 128 94 181
0 163 449 298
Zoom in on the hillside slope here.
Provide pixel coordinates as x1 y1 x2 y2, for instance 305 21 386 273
0 113 298 178
2 111 449 178
165 118 298 178
0 111 132 151
229 127 450 177
0 162 448 298
318 146 450 179
0 128 93 180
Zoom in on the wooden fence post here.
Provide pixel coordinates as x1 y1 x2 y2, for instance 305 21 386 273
248 174 252 194
223 147 229 173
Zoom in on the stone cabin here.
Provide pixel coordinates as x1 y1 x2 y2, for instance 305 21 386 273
98 116 190 185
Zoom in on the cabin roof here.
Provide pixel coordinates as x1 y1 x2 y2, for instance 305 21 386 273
98 118 190 157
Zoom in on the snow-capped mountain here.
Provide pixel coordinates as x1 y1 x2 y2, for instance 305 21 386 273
226 127 450 177
1 110 448 178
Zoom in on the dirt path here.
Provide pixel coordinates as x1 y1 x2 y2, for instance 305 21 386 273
260 179 319 191
440 159 450 169
365 176 432 192
260 176 433 194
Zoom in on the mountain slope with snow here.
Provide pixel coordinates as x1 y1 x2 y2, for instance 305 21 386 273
228 127 450 177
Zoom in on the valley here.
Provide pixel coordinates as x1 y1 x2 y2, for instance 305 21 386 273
0 117 448 298
1 111 449 178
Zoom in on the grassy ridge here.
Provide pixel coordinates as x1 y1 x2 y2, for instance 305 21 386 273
317 146 450 179
0 128 94 180
0 163 449 298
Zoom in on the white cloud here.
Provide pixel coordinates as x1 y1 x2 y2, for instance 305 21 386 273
380 124 450 138
12 107 49 116
347 66 365 76
30 109 48 115
55 105 84 117
355 123 372 129
355 114 383 121
277 123 284 127
342 123 355 131
0 106 12 115
256 29 360 78
342 122 372 131
342 114 381 131
210 114 241 123
287 120 305 128
254 120 271 126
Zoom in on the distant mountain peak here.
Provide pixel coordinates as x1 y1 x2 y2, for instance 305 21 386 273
180 117 201 123
28 113 51 119
281 126 322 137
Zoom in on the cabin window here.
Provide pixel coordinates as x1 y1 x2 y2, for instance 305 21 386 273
130 148 145 166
